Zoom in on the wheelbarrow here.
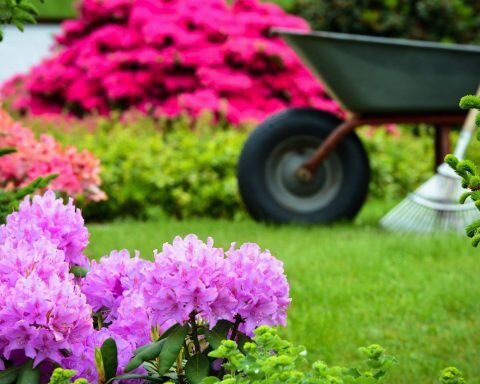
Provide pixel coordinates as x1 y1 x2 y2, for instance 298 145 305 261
237 30 480 224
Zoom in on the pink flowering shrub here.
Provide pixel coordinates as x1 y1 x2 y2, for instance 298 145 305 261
0 109 105 202
0 192 291 383
1 0 339 123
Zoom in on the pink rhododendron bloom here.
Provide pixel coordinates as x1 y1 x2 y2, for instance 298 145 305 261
0 109 105 201
0 191 89 267
1 0 340 123
226 242 291 335
143 234 236 326
0 237 68 287
0 273 93 367
109 292 154 347
62 327 145 383
81 249 151 321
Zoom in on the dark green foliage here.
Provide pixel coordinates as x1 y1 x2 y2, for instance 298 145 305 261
28 114 247 221
27 115 434 220
286 0 480 44
0 0 41 41
359 126 433 200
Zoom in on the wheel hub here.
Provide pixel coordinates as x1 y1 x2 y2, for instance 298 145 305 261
265 135 343 213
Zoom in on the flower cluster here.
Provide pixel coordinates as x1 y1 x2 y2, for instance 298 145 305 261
0 192 93 371
143 234 291 333
0 191 90 267
1 0 339 124
0 192 291 383
81 249 150 321
0 108 105 201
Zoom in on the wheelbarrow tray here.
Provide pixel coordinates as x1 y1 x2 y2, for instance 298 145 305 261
273 29 480 115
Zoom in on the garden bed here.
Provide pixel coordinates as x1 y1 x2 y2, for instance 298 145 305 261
87 199 480 384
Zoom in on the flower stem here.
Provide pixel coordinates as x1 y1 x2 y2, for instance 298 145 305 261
230 314 243 342
189 312 202 353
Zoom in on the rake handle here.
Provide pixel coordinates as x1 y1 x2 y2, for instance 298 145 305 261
453 85 480 159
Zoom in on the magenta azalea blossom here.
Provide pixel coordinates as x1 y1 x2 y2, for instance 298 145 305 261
81 249 151 322
0 273 93 367
0 191 89 267
143 234 236 326
1 0 340 124
226 243 291 335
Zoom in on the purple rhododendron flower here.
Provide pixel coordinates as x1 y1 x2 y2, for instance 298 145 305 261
143 234 236 326
0 191 89 267
0 273 93 367
62 327 146 383
109 292 154 347
0 237 68 287
81 249 151 322
226 243 291 335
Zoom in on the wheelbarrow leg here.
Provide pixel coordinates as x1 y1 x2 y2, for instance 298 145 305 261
434 125 451 169
297 119 359 182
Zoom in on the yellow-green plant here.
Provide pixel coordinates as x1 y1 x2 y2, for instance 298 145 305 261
445 95 480 245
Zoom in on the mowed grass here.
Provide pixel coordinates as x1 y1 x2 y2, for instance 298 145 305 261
87 200 480 383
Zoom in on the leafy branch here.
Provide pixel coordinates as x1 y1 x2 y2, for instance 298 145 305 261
445 94 480 246
0 0 42 41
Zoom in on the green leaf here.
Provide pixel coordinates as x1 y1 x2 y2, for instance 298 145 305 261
0 147 17 157
70 266 89 278
185 353 210 384
374 370 387 379
107 374 164 383
205 320 232 349
124 356 144 373
95 347 106 384
16 360 40 384
134 338 167 363
0 364 20 384
159 322 182 340
101 338 118 381
157 323 190 376
346 367 362 378
202 377 220 384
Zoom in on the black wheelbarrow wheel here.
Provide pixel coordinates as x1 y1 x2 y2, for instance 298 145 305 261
238 108 370 223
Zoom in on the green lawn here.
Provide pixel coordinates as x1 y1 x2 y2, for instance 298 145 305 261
87 200 480 384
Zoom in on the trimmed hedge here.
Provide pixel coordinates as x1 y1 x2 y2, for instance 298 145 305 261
25 114 436 221
288 0 480 43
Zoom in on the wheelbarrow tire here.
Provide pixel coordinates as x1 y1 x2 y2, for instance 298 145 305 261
238 108 370 224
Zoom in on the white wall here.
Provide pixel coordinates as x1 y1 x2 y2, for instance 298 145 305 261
0 25 60 84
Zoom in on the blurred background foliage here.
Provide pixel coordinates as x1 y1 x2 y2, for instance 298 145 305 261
287 0 480 43
24 113 439 221
34 0 480 44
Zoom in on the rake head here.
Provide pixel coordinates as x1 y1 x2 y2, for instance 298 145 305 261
380 164 480 233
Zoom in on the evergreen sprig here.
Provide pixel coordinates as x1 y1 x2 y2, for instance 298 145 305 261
0 0 41 41
445 94 480 246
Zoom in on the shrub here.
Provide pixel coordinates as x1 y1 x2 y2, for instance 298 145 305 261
27 113 247 220
1 0 339 124
26 114 435 220
0 192 467 383
0 109 105 203
292 0 480 44
358 126 434 200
